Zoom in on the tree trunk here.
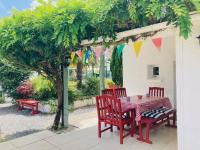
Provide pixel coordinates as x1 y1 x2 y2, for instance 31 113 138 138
61 64 64 127
99 48 105 93
52 75 63 130
76 60 83 89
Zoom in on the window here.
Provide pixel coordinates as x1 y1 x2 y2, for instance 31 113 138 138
147 65 159 80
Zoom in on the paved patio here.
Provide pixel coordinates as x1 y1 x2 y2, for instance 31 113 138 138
0 124 177 150
0 103 96 140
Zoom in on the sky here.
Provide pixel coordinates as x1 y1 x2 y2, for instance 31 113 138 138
0 0 36 18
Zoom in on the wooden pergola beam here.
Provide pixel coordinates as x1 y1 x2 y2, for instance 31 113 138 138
81 22 173 47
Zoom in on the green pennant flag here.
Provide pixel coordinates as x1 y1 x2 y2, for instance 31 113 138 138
117 44 125 56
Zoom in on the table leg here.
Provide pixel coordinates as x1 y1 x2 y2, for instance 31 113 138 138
137 121 144 141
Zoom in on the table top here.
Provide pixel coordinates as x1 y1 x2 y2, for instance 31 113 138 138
120 96 173 122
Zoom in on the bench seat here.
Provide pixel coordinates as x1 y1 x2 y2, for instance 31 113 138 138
17 99 39 115
137 106 176 144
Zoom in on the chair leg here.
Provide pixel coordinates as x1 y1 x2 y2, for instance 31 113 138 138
98 121 101 138
119 126 123 144
131 121 134 137
110 125 113 132
131 110 134 137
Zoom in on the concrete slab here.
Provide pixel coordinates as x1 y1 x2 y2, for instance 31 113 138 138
20 140 55 150
0 125 177 150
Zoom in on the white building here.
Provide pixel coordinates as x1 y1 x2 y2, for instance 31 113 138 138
122 13 200 150
81 12 200 150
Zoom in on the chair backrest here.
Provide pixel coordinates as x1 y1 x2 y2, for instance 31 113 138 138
96 95 122 124
149 87 164 97
114 88 127 98
102 88 127 98
102 89 115 96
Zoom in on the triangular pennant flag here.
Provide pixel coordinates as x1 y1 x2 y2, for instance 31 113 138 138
133 41 143 57
107 47 113 59
117 44 125 56
152 37 162 51
95 46 103 60
76 50 83 59
71 52 75 62
105 47 113 60
84 50 90 63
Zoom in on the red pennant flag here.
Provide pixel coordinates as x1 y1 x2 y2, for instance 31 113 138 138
95 46 103 60
152 37 162 51
76 50 83 59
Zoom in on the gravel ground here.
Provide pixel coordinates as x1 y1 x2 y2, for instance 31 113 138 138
0 103 97 141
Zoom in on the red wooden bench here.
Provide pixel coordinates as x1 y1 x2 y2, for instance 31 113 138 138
137 106 176 144
17 99 39 115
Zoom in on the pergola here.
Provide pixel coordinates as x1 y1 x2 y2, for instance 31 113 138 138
63 21 174 127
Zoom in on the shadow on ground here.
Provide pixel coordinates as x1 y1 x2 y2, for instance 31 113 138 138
4 129 42 141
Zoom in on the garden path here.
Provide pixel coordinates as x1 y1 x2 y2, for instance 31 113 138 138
0 103 97 142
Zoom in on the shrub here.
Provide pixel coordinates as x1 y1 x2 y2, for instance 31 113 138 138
68 80 82 104
31 76 56 101
16 81 34 98
110 47 123 86
82 77 99 97
47 99 57 113
0 60 31 100
40 98 57 113
0 97 5 104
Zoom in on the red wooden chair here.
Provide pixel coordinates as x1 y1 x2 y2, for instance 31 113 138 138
96 95 135 144
102 88 127 98
149 87 164 97
102 88 128 127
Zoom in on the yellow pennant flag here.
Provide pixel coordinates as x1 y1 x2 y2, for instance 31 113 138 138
133 41 143 57
71 52 75 62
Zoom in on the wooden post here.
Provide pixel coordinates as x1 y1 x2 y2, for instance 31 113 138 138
99 47 105 94
63 66 69 128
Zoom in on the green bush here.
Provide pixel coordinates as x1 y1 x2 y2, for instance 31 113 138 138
40 98 57 114
110 47 123 86
0 97 5 104
0 60 31 100
47 99 57 113
68 80 82 104
31 76 56 101
82 77 99 97
0 91 5 104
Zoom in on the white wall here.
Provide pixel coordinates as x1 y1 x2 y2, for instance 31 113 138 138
123 29 176 106
176 16 200 150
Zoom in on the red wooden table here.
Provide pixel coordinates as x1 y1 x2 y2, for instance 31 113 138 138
120 96 174 144
17 99 39 115
120 96 173 122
